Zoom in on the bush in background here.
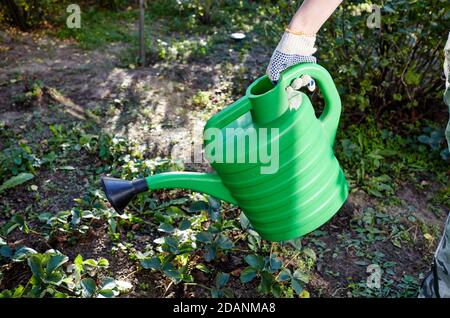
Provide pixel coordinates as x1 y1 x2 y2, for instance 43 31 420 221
0 0 133 30
0 0 69 30
146 0 449 126
1 0 448 127
257 0 449 125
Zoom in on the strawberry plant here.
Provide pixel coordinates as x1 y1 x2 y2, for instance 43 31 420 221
0 248 130 298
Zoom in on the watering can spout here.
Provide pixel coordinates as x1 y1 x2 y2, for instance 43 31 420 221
101 172 237 212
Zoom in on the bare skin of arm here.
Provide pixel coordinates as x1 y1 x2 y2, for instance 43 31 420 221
266 0 343 82
288 0 343 34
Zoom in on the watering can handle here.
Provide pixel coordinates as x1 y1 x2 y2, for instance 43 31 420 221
279 63 342 146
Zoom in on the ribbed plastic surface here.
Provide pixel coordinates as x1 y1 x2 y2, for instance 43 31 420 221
206 63 349 241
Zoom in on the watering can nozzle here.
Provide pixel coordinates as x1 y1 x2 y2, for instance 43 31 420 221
100 176 148 212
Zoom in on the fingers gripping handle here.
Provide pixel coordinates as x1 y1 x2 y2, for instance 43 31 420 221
279 63 342 146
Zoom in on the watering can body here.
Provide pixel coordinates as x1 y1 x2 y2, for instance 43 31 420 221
101 63 349 242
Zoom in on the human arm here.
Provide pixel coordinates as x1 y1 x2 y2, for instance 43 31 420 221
266 0 343 83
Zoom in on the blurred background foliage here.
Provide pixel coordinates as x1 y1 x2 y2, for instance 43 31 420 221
1 0 448 123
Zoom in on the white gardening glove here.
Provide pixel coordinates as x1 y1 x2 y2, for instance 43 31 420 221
266 30 317 83
286 74 316 110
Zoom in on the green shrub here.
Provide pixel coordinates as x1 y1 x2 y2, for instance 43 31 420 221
256 0 449 122
0 144 41 183
0 0 68 30
98 0 131 10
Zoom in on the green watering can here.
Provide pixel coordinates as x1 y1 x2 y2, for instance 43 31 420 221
101 63 349 242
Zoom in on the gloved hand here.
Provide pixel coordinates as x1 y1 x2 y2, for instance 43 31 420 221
266 29 317 83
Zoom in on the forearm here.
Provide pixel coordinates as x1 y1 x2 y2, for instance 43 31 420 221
266 0 343 82
289 0 343 34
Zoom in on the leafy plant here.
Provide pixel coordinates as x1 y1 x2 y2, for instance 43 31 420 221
0 250 130 298
1 214 30 236
239 252 310 297
210 272 233 298
418 127 450 161
0 0 68 30
0 173 34 194
0 144 41 182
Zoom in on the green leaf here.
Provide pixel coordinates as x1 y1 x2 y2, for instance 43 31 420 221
12 246 37 262
74 254 83 274
45 271 64 285
210 288 220 298
81 278 97 298
178 219 191 231
98 289 115 298
204 245 216 262
165 206 185 218
378 149 398 157
244 254 264 270
108 217 117 234
196 232 214 243
12 285 25 298
0 245 12 258
195 263 210 273
162 263 182 281
287 237 302 250
291 278 304 295
158 223 175 233
83 259 98 267
207 196 221 222
163 236 179 254
215 272 229 289
37 212 53 223
189 200 209 212
303 248 317 261
259 271 273 294
97 258 109 267
3 215 29 235
182 274 194 283
272 283 282 298
46 254 68 274
247 230 261 251
0 173 34 193
367 188 383 198
216 234 234 250
0 290 12 298
100 277 117 290
240 267 257 283
293 269 309 284
269 256 282 271
278 268 292 282
392 239 402 248
70 209 81 226
140 256 161 270
223 287 234 298
239 212 250 230
27 254 44 281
